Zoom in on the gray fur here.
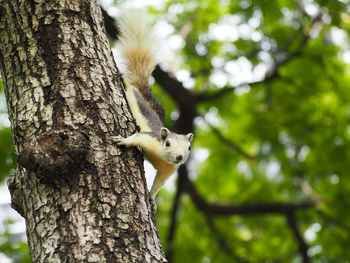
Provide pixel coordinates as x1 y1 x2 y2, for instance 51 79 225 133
132 83 192 145
139 86 165 122
141 131 159 139
133 88 163 134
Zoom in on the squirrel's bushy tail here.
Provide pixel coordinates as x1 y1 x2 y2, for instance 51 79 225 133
117 10 158 91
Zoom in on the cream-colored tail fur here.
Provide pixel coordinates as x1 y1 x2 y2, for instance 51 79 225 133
117 10 158 90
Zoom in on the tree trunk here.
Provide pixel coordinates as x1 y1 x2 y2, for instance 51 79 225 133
0 0 166 262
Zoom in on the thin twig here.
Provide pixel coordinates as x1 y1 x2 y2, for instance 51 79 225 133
205 214 249 263
286 212 310 263
165 168 185 262
208 122 256 160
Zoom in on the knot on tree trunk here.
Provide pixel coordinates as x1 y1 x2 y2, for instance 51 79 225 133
17 130 89 183
7 171 24 217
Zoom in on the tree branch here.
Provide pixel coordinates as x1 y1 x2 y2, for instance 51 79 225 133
152 66 197 134
180 166 313 261
287 212 310 263
165 169 185 263
207 123 256 160
205 214 249 263
102 9 316 263
181 168 314 216
152 65 195 106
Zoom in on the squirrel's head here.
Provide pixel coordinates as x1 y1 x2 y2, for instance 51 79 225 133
159 127 193 165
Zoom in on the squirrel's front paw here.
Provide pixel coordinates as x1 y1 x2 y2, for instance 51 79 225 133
111 135 125 145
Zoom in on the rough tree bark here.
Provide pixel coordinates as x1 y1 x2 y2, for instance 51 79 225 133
0 0 166 262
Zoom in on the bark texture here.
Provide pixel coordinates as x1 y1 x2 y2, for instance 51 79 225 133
0 0 166 262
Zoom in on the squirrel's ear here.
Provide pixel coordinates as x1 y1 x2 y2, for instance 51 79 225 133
160 127 169 141
186 133 193 143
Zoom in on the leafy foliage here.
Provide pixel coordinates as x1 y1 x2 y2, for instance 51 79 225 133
0 78 16 184
0 78 16 183
0 219 31 263
0 126 16 183
147 0 350 262
0 80 27 262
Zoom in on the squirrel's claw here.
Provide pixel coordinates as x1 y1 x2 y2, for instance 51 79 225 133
111 135 125 145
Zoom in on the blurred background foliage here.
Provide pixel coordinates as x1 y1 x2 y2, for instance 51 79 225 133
0 77 28 263
1 0 350 262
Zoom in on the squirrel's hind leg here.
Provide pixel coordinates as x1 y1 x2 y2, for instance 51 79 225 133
150 171 174 199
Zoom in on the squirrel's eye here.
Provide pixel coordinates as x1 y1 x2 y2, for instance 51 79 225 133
188 145 191 151
166 140 171 147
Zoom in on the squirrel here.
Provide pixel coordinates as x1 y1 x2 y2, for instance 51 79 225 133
112 11 193 200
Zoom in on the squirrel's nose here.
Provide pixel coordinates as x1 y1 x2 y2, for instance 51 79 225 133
176 155 183 162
